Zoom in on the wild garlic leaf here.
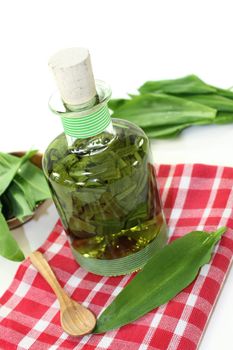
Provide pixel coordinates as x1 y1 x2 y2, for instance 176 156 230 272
215 112 233 124
108 75 233 139
142 123 192 138
94 227 226 333
138 75 217 95
5 182 33 222
0 155 22 196
214 87 233 100
142 118 215 138
0 202 25 261
17 160 51 203
13 175 36 210
0 150 37 196
185 94 233 112
111 93 216 128
1 151 50 203
0 150 51 262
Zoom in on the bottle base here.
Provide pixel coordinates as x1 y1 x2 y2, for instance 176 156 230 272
71 223 167 276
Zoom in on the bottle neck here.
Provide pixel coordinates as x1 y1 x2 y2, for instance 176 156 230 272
49 80 114 150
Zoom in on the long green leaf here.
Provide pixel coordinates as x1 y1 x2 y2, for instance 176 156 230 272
94 227 226 333
142 119 212 138
18 161 51 202
13 175 36 210
139 75 217 95
215 112 233 124
0 203 25 261
109 76 233 139
0 155 21 196
142 123 192 138
111 93 216 128
185 94 233 112
214 87 233 100
5 182 33 222
0 151 51 203
0 150 37 196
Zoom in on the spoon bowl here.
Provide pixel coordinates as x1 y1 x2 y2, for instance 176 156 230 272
61 302 96 336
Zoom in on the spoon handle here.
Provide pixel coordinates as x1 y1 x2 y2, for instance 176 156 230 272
30 251 70 307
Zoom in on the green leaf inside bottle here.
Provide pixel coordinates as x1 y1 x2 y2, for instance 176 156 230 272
43 119 167 272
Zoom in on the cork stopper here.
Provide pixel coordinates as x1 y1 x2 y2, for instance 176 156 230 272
48 48 97 106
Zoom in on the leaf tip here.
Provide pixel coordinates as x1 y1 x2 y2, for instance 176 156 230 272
212 226 227 241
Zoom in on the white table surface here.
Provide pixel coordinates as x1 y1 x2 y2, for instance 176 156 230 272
1 124 233 350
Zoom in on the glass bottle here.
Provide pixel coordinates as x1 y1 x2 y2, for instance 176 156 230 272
43 48 167 276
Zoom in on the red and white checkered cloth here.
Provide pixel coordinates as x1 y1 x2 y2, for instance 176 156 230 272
0 164 233 350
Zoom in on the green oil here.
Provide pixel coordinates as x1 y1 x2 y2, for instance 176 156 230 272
43 119 166 264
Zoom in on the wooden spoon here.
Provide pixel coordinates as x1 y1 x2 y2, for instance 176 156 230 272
30 251 96 336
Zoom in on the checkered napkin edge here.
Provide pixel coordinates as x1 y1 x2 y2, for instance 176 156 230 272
0 163 233 350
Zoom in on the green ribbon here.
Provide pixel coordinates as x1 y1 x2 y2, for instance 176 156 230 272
61 105 111 138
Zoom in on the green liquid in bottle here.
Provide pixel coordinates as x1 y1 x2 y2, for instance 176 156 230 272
43 119 167 274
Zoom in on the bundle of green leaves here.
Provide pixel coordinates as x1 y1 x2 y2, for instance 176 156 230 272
109 75 233 138
0 150 51 261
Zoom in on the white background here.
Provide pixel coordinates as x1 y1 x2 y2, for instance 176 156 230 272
1 1 233 349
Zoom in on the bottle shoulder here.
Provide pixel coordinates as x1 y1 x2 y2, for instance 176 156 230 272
44 118 147 143
44 119 148 156
43 119 150 182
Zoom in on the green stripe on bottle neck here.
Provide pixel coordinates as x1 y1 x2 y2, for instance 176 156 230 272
61 105 111 138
